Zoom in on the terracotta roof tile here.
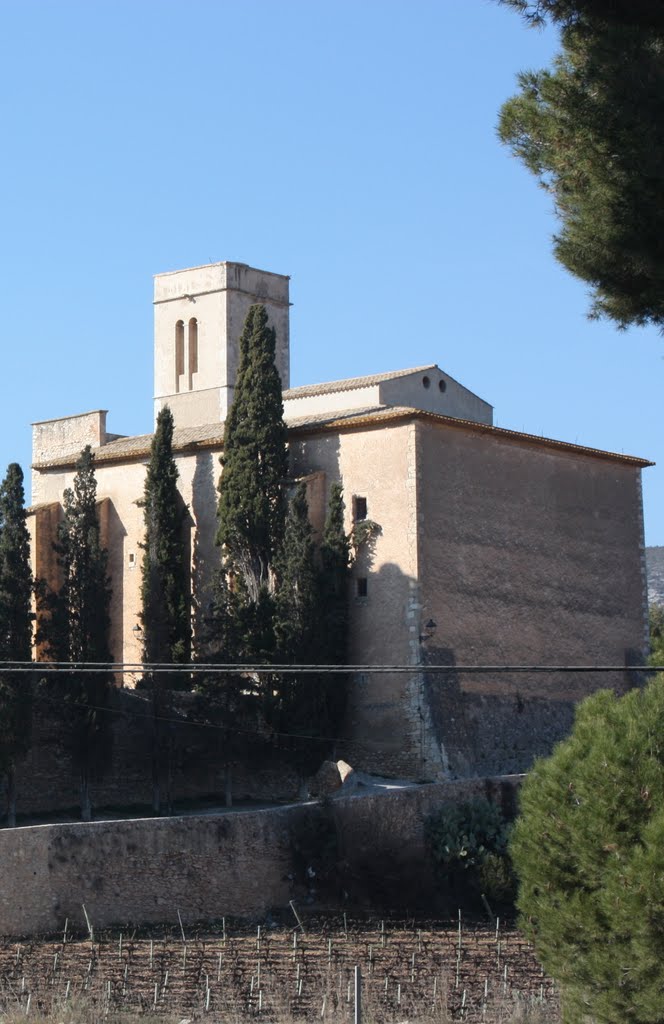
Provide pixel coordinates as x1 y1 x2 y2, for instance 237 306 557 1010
32 406 653 471
282 365 436 400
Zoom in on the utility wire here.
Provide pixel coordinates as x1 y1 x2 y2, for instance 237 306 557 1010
0 661 652 674
7 659 653 752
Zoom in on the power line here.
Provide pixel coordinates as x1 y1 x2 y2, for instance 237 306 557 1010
5 659 652 753
0 661 651 674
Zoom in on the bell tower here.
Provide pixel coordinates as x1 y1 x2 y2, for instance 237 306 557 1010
153 261 290 428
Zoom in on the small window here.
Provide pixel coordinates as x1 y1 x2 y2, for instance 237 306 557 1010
438 379 447 393
422 375 431 389
353 496 368 521
189 317 198 375
356 577 368 598
128 552 136 568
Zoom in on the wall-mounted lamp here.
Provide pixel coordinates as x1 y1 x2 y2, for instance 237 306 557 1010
132 624 142 634
419 619 437 643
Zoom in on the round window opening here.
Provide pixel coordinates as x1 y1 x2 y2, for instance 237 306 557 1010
422 375 431 389
438 379 447 393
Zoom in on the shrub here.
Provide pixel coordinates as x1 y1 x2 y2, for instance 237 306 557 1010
426 797 515 910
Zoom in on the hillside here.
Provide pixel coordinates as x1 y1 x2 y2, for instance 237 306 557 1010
647 546 664 606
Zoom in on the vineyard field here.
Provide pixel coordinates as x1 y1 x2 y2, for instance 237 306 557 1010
0 916 559 1023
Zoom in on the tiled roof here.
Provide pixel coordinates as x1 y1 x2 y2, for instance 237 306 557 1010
282 365 436 400
285 406 388 428
32 405 653 471
33 423 225 469
287 406 653 466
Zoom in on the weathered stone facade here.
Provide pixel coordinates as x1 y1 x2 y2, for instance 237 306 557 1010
28 260 652 787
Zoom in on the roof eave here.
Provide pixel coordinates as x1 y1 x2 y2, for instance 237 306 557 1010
32 406 654 472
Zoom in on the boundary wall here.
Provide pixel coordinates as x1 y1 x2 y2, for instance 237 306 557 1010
0 776 520 938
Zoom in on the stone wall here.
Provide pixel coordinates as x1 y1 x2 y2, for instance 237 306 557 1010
31 411 108 470
0 776 520 938
426 686 576 778
11 689 299 820
417 419 648 778
418 419 647 677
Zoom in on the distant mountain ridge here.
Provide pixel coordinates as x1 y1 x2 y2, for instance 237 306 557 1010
647 546 664 606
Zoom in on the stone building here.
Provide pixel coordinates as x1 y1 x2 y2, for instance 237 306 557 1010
29 261 651 782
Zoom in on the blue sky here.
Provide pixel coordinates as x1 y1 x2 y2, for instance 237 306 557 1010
3 1 662 542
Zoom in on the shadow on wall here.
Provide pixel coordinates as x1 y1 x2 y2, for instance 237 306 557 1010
288 778 522 916
422 646 601 778
338 560 446 782
11 688 300 822
98 499 126 667
425 639 650 779
288 433 441 779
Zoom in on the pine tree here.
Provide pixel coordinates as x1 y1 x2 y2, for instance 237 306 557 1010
648 603 664 667
39 446 112 822
498 0 664 29
140 405 191 813
498 0 664 30
511 678 664 1023
216 304 288 604
497 6 664 330
0 464 33 825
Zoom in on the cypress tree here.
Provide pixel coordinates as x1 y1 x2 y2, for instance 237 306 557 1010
0 464 33 825
274 484 319 664
211 301 288 693
317 483 352 753
319 483 351 666
140 405 190 668
272 484 321 787
140 405 190 813
216 304 288 604
196 570 269 807
40 446 112 822
204 303 288 790
273 484 350 787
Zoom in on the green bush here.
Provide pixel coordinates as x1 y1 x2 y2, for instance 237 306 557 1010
478 852 516 906
426 798 515 910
